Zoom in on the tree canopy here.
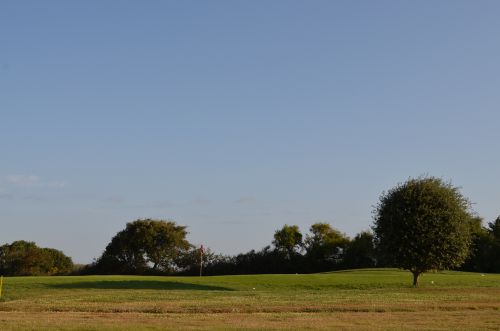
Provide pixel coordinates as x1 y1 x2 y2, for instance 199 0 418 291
373 177 473 286
95 219 191 274
304 222 349 271
272 224 303 258
0 240 74 276
343 231 376 269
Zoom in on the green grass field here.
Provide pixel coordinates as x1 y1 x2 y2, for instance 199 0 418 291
0 269 499 330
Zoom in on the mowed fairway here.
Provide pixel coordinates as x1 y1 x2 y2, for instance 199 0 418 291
0 269 499 330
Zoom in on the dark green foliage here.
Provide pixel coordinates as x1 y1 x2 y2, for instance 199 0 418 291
273 224 303 258
175 246 226 275
94 219 191 274
463 216 500 273
373 177 473 285
487 217 500 272
304 223 349 272
190 223 351 275
489 216 500 240
41 248 74 275
343 231 376 269
195 246 306 275
460 217 489 272
0 240 74 276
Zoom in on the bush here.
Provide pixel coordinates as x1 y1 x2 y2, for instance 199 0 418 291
0 241 74 276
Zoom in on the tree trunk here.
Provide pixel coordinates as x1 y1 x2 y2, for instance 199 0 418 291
412 271 420 287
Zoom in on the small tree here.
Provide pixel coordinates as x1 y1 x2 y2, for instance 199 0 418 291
343 231 376 269
483 217 500 272
272 224 303 258
41 248 74 275
460 217 488 272
174 246 225 275
489 216 500 239
305 222 349 271
373 177 473 286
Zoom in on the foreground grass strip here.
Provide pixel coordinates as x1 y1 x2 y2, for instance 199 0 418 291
0 269 499 330
0 311 499 331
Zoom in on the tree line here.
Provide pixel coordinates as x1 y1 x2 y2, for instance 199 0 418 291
79 219 378 276
0 240 73 276
1 177 499 281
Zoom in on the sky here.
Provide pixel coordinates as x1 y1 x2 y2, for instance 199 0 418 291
1 1 499 263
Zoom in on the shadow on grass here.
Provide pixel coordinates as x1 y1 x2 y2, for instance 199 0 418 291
48 280 233 291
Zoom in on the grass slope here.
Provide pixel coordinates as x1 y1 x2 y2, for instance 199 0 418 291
0 269 499 330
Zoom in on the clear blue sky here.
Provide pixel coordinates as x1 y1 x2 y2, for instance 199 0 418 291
1 1 499 263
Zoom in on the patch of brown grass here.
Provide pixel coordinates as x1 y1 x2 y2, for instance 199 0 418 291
0 311 499 331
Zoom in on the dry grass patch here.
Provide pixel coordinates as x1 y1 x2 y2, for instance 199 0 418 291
0 311 500 331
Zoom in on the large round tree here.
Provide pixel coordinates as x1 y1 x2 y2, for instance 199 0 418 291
96 219 191 274
373 177 473 286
